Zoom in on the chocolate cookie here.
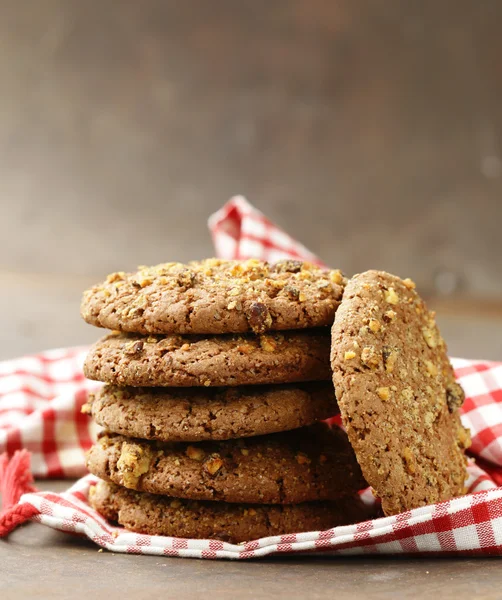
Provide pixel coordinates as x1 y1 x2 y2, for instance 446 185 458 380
86 424 366 504
330 270 470 516
90 480 368 544
81 258 346 335
84 382 338 442
83 330 331 387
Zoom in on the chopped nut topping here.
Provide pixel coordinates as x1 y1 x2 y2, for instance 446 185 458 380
246 301 273 333
384 287 399 305
298 291 307 302
284 285 300 300
229 287 240 297
401 387 414 403
361 345 380 369
227 300 237 310
170 499 182 509
402 447 416 474
177 268 196 289
106 272 125 283
186 446 205 461
382 310 397 323
204 454 224 476
368 319 381 333
124 340 144 355
377 387 390 401
240 448 249 456
344 350 357 360
446 383 465 413
457 425 471 449
425 360 438 377
272 259 303 273
203 380 211 387
137 277 152 288
180 343 190 351
330 270 344 285
316 280 332 293
383 347 399 373
237 344 253 355
248 508 257 516
402 278 416 290
260 336 277 352
297 269 313 281
296 452 311 465
81 402 92 415
422 327 437 348
117 442 153 488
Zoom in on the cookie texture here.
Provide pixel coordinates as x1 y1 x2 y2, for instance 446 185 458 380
90 480 368 544
83 330 331 387
331 270 470 516
84 382 339 442
81 258 346 335
86 424 366 504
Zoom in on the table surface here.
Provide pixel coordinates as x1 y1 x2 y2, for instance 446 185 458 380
1 482 501 600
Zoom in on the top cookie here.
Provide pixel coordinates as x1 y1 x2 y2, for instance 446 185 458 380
81 258 346 335
331 270 470 516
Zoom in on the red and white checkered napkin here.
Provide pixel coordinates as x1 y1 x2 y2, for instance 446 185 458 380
1 196 502 558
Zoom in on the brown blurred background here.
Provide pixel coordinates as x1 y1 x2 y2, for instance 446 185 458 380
1 0 501 360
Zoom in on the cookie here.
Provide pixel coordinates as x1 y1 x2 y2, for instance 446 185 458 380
90 480 368 544
330 270 470 516
84 382 338 442
83 330 331 387
86 424 366 504
81 258 346 335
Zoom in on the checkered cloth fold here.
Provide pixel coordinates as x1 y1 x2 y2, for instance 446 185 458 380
1 196 501 558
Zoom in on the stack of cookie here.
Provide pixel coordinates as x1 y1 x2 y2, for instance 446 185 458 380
81 259 368 543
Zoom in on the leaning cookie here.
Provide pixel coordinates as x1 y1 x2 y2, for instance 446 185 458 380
83 382 338 442
90 480 368 544
86 424 366 504
83 330 331 387
81 258 346 335
331 270 470 516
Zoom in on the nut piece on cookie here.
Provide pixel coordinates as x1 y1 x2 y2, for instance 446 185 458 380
116 441 153 488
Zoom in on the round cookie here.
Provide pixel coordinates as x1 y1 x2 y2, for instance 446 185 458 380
84 330 331 387
86 424 366 504
90 480 368 544
330 270 470 516
84 382 339 442
81 258 346 335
